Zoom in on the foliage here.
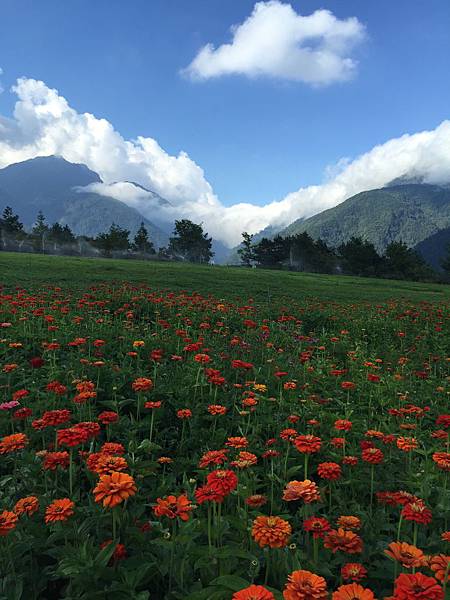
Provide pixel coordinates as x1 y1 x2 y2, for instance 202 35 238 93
237 232 256 267
0 275 448 598
167 219 213 264
93 223 131 257
132 222 155 255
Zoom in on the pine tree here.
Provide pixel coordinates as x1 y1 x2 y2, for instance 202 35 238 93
2 207 23 233
132 222 155 255
32 211 49 254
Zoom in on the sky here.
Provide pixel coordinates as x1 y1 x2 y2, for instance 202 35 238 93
0 0 450 246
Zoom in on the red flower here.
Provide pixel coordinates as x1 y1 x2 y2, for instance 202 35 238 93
206 469 238 497
401 500 432 525
393 573 443 600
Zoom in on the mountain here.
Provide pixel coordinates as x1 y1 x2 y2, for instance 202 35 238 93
0 156 168 247
280 183 450 252
414 227 450 270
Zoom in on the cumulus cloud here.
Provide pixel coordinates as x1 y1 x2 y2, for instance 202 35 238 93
0 77 450 247
183 1 366 85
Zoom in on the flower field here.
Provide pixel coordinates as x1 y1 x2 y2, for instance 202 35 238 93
0 273 449 599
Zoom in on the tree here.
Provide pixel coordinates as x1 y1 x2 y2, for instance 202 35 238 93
132 222 155 255
32 211 49 254
0 206 25 250
94 224 130 258
2 207 23 233
253 235 289 268
48 223 76 252
338 237 383 277
167 219 213 264
384 241 433 281
441 243 450 277
237 232 255 267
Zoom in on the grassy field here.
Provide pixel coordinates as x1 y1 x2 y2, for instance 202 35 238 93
0 251 449 303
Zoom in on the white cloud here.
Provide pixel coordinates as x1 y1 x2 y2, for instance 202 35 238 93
0 77 450 248
184 1 366 85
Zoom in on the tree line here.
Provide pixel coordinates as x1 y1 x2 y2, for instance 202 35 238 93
0 207 213 263
238 231 450 282
1 206 449 282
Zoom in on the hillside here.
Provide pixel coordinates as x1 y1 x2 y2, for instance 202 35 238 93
0 251 448 303
0 156 168 246
415 226 450 270
280 183 450 252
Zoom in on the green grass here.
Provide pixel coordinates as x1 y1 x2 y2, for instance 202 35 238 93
0 251 448 303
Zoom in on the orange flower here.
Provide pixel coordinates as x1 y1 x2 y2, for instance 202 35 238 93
14 496 39 517
429 554 450 583
153 494 193 521
283 480 321 503
131 377 153 392
441 531 450 542
232 584 275 599
231 451 258 468
226 436 249 448
252 515 291 548
337 516 361 531
93 472 137 508
332 583 375 600
94 455 128 475
283 569 328 600
397 437 418 452
0 432 28 454
45 499 75 524
294 435 322 454
385 542 427 569
324 529 363 554
432 452 450 472
0 510 18 535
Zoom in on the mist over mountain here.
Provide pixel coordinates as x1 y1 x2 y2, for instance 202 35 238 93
0 156 168 247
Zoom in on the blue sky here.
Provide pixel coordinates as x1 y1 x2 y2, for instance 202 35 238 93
1 0 449 208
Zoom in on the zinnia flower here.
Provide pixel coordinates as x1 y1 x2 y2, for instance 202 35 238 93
283 569 328 600
14 496 39 517
341 563 368 582
232 584 275 599
93 472 137 508
385 542 427 569
0 432 28 454
332 583 375 600
45 499 75 524
324 529 363 554
0 510 18 535
429 554 450 583
283 480 321 503
303 517 331 539
393 572 443 600
252 515 291 548
337 516 361 531
153 494 193 521
402 500 432 525
294 435 321 454
132 377 153 392
317 462 342 480
206 469 238 497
